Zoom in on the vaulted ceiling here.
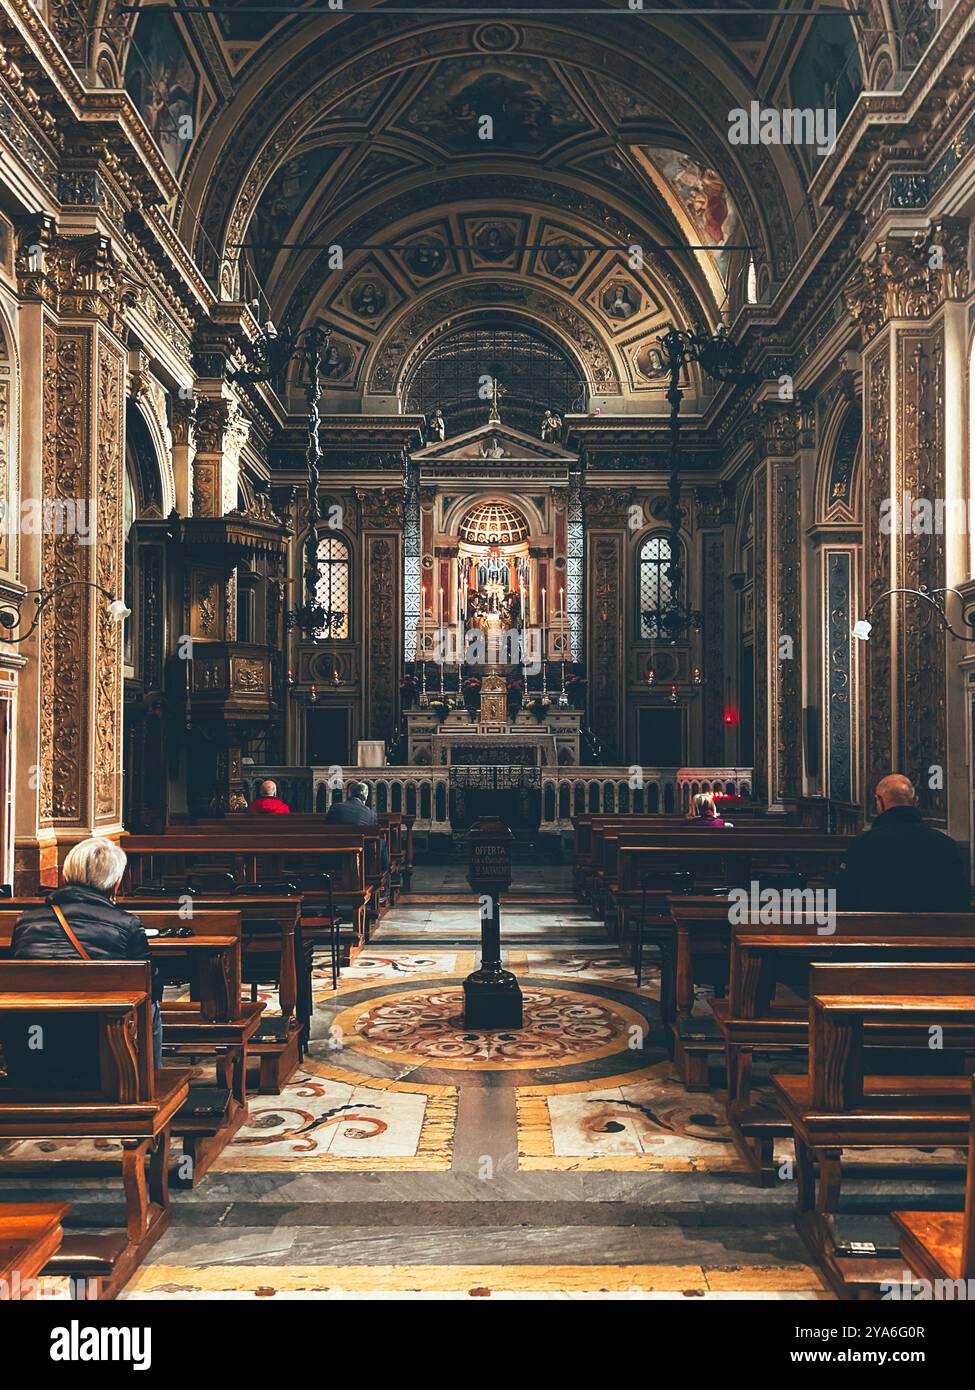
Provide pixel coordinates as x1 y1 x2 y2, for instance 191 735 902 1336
84 1 926 409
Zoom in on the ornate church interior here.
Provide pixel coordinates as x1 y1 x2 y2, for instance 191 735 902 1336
2 0 975 1342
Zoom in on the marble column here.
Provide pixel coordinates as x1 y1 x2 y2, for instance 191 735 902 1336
846 220 968 824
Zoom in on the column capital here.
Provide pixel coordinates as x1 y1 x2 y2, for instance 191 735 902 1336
845 218 970 344
15 219 138 336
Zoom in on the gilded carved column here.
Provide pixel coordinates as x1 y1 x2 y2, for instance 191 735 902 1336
357 488 404 747
13 222 130 886
753 402 804 808
583 488 631 766
845 219 967 821
191 396 248 518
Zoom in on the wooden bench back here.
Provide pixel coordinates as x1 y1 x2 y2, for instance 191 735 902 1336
807 962 975 1108
616 840 847 891
0 959 154 1101
729 917 975 1016
120 838 366 894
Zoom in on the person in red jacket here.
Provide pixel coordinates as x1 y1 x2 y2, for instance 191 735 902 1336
248 779 291 815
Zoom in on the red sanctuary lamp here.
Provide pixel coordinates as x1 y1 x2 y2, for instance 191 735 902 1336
723 707 737 726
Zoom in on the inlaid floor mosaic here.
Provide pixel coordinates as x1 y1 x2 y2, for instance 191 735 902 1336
331 983 647 1071
214 1061 456 1171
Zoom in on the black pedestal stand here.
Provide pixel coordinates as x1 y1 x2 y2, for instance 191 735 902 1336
462 818 523 1029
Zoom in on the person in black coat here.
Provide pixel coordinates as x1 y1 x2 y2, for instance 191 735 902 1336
835 775 971 912
325 781 377 826
326 781 388 869
10 837 162 1073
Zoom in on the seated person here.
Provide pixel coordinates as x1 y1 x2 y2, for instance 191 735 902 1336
836 774 970 911
248 778 291 815
10 837 162 1073
326 781 388 868
689 791 731 828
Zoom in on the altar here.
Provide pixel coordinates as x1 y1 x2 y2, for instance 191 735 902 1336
404 705 582 770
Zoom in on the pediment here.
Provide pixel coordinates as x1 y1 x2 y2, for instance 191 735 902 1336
414 421 577 464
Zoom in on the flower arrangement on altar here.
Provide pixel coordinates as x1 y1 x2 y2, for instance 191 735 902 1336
565 672 587 708
399 671 419 709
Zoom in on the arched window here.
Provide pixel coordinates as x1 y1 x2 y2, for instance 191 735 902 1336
314 533 351 639
639 534 682 639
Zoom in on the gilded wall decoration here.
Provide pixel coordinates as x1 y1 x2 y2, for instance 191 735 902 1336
357 487 405 530
0 381 9 573
863 345 892 801
587 535 623 763
825 549 855 804
38 322 59 825
43 329 90 824
366 536 398 744
897 327 947 820
845 220 970 345
702 534 725 764
752 472 768 802
772 461 802 801
95 339 125 823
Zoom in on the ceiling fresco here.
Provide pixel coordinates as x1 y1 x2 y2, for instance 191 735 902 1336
106 2 889 406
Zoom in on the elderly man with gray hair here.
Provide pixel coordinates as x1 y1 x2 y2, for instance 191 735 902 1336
836 775 970 912
12 837 162 1066
325 780 388 870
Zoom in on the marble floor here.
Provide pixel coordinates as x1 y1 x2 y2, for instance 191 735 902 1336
6 865 964 1300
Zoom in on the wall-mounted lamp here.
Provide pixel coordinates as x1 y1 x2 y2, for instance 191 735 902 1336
0 581 130 644
853 586 975 643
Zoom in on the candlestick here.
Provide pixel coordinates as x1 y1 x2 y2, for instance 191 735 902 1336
419 584 429 707
541 587 547 698
438 587 445 699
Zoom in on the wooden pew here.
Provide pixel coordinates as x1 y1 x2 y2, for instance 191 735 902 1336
665 900 975 1090
120 835 371 950
0 898 307 1095
714 917 975 1182
574 810 801 900
612 835 848 924
0 1201 69 1297
0 960 191 1299
150 912 264 1183
772 962 975 1298
128 896 307 1092
892 1076 975 1290
0 911 264 1182
183 816 396 911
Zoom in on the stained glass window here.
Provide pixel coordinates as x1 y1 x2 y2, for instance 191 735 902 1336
639 533 682 639
315 533 351 640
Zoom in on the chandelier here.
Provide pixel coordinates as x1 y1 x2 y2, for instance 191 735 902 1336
643 325 756 643
231 319 336 640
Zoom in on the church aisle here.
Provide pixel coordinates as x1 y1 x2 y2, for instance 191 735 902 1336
110 867 833 1299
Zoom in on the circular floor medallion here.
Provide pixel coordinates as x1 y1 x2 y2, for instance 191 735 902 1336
331 985 646 1071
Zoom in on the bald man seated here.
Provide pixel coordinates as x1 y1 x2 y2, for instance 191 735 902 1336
836 774 970 911
248 779 291 815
